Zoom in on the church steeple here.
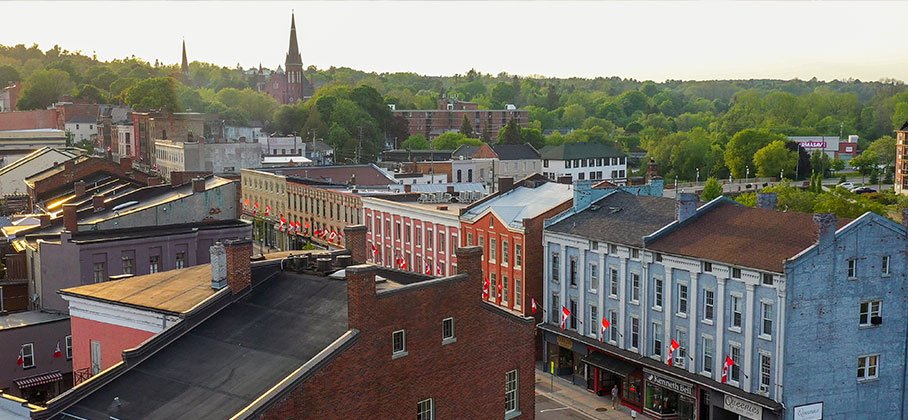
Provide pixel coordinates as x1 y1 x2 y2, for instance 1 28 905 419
286 12 303 66
180 39 190 83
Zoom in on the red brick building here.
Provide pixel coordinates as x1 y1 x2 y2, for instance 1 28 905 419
896 121 908 195
460 177 573 317
31 228 536 419
393 99 529 141
264 12 314 104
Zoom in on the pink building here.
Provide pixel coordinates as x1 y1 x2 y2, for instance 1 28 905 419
361 194 464 277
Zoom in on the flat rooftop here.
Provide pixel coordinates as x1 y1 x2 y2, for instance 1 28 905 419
0 310 68 331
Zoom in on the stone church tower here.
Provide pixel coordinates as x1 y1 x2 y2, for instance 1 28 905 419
266 12 314 104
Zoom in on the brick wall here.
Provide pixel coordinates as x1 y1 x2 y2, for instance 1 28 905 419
69 316 155 377
30 157 153 205
261 246 536 419
225 239 252 294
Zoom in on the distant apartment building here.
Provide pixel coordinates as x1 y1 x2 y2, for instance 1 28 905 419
894 121 908 195
540 142 628 184
392 99 529 141
131 112 218 168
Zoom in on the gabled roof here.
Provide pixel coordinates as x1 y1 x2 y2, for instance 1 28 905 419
900 120 908 131
547 191 676 247
452 143 539 161
647 200 850 272
462 182 573 229
539 142 625 160
0 147 81 178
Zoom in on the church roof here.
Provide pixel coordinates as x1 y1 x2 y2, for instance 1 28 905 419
286 12 303 66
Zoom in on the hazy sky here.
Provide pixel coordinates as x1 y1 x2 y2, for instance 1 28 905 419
3 1 907 82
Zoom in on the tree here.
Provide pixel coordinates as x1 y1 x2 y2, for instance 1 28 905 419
124 77 179 111
561 104 587 128
701 177 723 201
401 134 430 150
830 157 846 173
497 118 522 144
459 115 474 138
17 68 72 110
724 129 786 178
753 140 798 178
849 150 879 183
865 136 896 177
432 132 482 150
0 65 20 88
75 84 108 103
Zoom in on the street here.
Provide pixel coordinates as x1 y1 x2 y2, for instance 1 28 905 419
536 394 597 420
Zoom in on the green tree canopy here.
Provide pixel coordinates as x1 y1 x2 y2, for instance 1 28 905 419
401 134 430 150
459 115 474 138
753 140 798 178
724 129 786 178
432 132 482 150
124 77 179 111
0 65 20 88
701 177 723 201
17 68 72 110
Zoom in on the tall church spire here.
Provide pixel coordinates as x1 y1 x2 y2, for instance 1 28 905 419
286 12 302 66
180 39 190 82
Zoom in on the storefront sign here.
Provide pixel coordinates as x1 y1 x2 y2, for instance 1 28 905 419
793 402 823 420
722 394 763 419
557 336 573 349
643 369 694 397
797 141 827 149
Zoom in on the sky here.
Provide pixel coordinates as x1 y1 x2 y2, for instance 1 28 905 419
3 1 907 82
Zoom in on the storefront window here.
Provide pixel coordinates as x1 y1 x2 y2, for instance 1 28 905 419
622 371 643 407
643 371 696 420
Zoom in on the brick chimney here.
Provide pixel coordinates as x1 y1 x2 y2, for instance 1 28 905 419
64 159 75 172
645 158 660 183
814 213 837 248
73 180 86 198
756 192 778 210
38 214 50 228
224 238 252 294
192 177 206 193
455 246 483 289
346 264 377 331
92 194 106 212
119 157 133 171
210 242 227 289
63 204 78 233
498 176 514 194
677 193 698 222
344 225 367 264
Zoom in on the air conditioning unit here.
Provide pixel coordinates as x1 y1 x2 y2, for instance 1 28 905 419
871 316 883 325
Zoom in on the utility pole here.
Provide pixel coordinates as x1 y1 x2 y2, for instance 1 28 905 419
357 127 363 164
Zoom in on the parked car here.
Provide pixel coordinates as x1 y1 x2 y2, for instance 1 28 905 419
837 182 857 190
851 187 877 194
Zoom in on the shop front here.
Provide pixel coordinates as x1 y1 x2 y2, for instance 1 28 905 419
643 369 697 420
14 370 63 404
543 332 590 386
580 350 643 411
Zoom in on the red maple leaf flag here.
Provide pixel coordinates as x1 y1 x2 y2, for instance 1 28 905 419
425 264 432 275
721 355 735 383
16 348 23 366
560 306 571 330
278 215 286 232
243 198 249 208
531 298 538 315
436 264 442 276
329 231 338 241
667 339 680 366
496 281 503 304
371 243 378 256
54 342 63 359
264 205 271 217
482 277 490 299
600 317 610 342
304 221 311 231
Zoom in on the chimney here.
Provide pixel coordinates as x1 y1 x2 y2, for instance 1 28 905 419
119 157 133 171
63 204 78 233
346 264 377 331
38 214 50 228
64 159 75 172
498 177 514 194
756 192 778 210
171 172 185 187
557 175 573 185
645 158 660 183
814 213 837 248
677 193 698 222
92 194 106 212
209 242 227 289
403 184 412 193
224 238 252 294
192 177 206 193
455 246 483 292
344 225 368 264
73 180 86 198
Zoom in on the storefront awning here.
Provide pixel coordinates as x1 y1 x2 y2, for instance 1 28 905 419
14 370 62 389
581 352 636 377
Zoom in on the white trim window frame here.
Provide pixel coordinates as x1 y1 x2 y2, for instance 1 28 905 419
417 398 434 420
505 369 519 415
859 300 882 327
760 301 774 340
609 266 619 298
702 335 714 376
392 329 407 359
677 282 689 317
21 343 35 369
858 354 879 382
729 293 743 331
703 289 715 324
589 263 599 294
759 352 772 395
442 317 456 344
653 277 664 311
630 272 640 304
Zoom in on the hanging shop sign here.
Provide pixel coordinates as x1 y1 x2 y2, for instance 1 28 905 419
722 394 763 419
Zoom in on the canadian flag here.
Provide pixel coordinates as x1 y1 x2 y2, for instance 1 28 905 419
482 277 490 299
304 221 311 231
560 306 571 330
721 355 735 383
371 243 378 257
496 281 503 303
436 264 443 276
531 298 538 315
313 228 320 237
425 264 432 275
600 317 610 343
329 231 338 241
243 198 249 208
16 348 23 366
264 205 271 217
278 215 286 232
252 202 259 216
666 339 680 367
54 342 63 359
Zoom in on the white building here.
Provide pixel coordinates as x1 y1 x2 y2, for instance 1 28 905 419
114 124 135 160
155 139 262 180
540 143 627 183
65 116 97 143
451 143 542 192
258 135 306 157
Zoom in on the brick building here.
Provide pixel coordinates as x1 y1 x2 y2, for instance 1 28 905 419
460 176 574 317
24 227 536 420
392 99 529 141
263 13 314 104
896 121 908 195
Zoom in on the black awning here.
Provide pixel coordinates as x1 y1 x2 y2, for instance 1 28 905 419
581 351 636 377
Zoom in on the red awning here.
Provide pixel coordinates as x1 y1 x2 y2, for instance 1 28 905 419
14 370 63 389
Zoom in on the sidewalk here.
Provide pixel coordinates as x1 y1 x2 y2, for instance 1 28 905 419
535 369 636 419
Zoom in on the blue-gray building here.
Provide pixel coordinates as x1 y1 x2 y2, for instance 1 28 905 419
540 190 907 420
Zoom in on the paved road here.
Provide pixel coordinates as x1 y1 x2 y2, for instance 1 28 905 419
536 394 598 420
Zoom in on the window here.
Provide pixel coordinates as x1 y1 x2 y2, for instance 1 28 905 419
569 257 577 286
848 259 857 278
502 241 509 264
442 317 455 343
761 273 774 285
608 311 618 342
678 284 689 315
505 369 519 413
20 343 34 368
149 255 160 273
551 294 560 323
631 248 640 259
858 355 879 381
630 317 640 349
675 330 687 368
65 335 73 359
654 278 664 309
609 267 618 297
730 344 741 383
703 262 712 272
93 262 106 283
761 302 773 337
427 229 434 249
589 306 598 337
490 273 497 300
731 267 741 278
759 353 772 393
859 301 882 326
631 273 640 303
515 278 522 307
405 226 412 243
882 256 890 276
467 232 473 246
731 295 742 329
392 330 407 357
175 252 186 269
396 222 402 240
589 264 599 292
515 244 522 267
652 322 663 357
416 228 422 247
417 398 434 420
122 256 133 275
502 275 509 304
569 299 577 329
490 238 497 261
609 244 618 254
655 253 663 262
702 336 714 374
437 232 445 253
704 290 715 321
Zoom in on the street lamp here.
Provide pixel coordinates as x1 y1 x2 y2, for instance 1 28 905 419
696 168 700 183
780 169 784 181
745 166 750 184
